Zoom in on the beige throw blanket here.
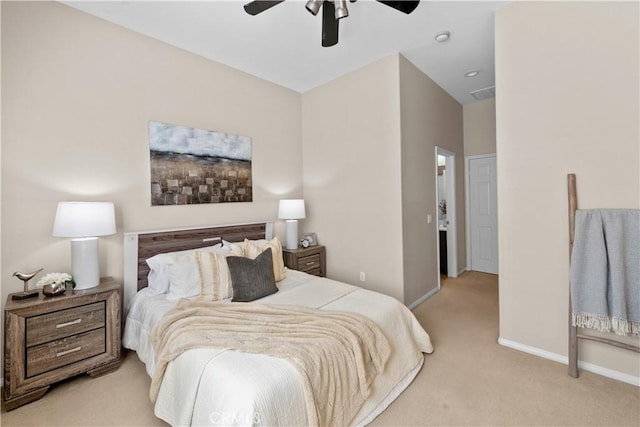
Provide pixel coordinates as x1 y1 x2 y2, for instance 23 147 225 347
150 299 391 427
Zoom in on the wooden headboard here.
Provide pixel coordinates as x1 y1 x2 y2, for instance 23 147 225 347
123 222 272 311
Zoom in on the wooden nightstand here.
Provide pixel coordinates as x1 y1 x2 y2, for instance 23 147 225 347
3 278 121 411
282 245 326 277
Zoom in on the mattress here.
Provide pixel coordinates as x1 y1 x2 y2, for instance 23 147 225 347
123 269 433 426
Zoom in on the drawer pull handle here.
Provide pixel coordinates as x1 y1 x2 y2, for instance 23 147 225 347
56 319 82 328
306 262 315 266
56 346 82 357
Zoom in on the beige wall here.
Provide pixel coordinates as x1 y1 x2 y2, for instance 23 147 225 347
1 2 302 301
301 55 405 301
496 2 639 377
301 54 464 305
399 56 464 305
463 98 496 156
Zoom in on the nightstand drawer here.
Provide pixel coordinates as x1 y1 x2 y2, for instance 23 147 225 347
298 254 320 271
26 329 106 377
26 302 105 347
305 268 321 277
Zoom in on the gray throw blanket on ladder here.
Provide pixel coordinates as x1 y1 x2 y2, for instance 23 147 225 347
570 209 640 336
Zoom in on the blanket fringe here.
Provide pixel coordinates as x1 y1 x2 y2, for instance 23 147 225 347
572 312 640 337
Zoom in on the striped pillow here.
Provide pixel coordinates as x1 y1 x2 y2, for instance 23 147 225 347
195 245 243 301
243 237 286 282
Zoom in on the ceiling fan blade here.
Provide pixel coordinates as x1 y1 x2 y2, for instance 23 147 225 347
376 1 420 14
244 1 285 16
322 1 339 47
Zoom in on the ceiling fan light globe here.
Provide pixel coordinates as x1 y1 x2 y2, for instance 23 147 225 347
335 0 349 19
305 0 323 16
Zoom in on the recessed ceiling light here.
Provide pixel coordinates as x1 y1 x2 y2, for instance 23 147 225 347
434 31 450 43
465 70 480 77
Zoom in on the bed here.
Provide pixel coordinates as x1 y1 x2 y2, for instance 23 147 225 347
122 222 433 426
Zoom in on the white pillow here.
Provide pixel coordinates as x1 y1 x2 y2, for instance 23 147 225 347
146 243 222 295
166 253 202 300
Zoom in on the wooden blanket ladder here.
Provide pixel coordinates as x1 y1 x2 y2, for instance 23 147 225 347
567 173 640 378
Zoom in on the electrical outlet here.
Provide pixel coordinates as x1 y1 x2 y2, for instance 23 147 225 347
360 272 365 282
427 214 433 224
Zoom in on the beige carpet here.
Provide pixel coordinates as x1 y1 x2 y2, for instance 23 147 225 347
2 272 638 426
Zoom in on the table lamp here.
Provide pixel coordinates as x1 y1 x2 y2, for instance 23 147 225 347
52 201 116 290
278 199 306 250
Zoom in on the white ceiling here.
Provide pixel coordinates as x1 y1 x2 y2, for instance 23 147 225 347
64 0 507 104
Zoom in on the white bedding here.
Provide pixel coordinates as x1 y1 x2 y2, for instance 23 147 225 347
123 269 433 426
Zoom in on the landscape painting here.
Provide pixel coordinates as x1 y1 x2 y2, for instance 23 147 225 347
149 121 252 206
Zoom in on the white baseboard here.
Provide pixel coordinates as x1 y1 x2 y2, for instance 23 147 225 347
498 337 640 387
408 287 439 310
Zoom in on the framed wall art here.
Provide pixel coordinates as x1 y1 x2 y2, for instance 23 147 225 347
148 121 252 206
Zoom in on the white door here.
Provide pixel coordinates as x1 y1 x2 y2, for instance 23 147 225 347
468 155 498 274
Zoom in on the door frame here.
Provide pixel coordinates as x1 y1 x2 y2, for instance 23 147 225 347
435 147 458 291
465 153 497 272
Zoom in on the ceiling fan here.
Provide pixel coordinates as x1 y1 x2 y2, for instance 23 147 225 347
243 0 420 47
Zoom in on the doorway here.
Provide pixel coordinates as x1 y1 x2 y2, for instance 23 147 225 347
435 147 458 291
465 154 498 274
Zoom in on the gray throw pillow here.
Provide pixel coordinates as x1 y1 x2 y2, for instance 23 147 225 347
227 247 278 302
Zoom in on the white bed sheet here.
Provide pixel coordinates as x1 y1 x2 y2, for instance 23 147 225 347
123 269 433 426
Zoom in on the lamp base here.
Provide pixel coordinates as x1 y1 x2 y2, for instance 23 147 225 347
71 238 100 290
285 220 299 250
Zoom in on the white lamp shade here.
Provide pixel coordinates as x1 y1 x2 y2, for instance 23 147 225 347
278 199 306 220
53 202 116 238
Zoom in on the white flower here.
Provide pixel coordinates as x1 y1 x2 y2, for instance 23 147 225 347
36 272 73 288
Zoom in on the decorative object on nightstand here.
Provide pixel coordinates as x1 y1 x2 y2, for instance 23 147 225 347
52 201 116 290
283 245 326 277
278 199 306 250
3 278 121 411
36 272 75 297
11 269 43 300
300 232 318 247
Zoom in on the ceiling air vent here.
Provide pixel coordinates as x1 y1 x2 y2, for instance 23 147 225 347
470 86 495 101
